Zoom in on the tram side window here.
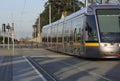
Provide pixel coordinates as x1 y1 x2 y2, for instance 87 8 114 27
54 25 57 42
69 22 73 42
42 28 47 42
73 19 78 42
42 28 45 42
48 27 51 42
44 28 47 42
51 26 54 42
58 23 63 42
45 29 47 42
73 28 80 42
51 26 56 42
64 22 67 42
72 16 84 42
64 21 71 42
85 15 98 42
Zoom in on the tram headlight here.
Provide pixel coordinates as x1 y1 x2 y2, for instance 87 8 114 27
100 43 108 47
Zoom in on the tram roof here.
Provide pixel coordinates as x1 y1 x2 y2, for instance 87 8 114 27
89 4 120 9
58 4 120 23
57 7 87 23
43 4 120 28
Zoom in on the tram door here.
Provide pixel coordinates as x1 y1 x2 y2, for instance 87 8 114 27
79 27 85 55
63 20 73 53
73 16 85 56
73 27 85 55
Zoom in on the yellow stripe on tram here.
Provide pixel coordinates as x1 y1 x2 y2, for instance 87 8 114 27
85 43 99 46
73 42 99 46
46 42 99 47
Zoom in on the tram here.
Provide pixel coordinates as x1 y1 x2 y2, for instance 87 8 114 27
42 4 120 58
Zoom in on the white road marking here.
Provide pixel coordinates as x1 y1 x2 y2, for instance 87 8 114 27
23 56 47 81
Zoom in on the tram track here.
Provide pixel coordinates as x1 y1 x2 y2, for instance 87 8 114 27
20 48 120 81
27 55 116 81
27 57 59 81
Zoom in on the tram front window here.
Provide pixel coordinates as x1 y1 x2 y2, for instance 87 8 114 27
85 15 98 42
96 9 120 43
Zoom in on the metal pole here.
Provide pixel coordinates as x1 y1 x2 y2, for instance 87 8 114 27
12 23 15 56
49 3 52 47
2 24 6 48
12 33 14 56
85 0 88 7
6 24 10 50
3 32 5 48
38 14 41 44
35 28 37 43
49 3 51 24
8 29 10 50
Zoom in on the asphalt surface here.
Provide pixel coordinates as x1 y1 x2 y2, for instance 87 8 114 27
26 49 120 81
0 48 120 81
0 48 47 81
0 56 12 81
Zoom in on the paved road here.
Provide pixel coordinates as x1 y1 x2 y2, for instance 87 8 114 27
0 48 47 81
25 49 120 81
0 56 12 81
0 48 120 81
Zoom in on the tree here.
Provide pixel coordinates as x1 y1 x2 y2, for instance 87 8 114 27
33 0 84 38
41 0 83 27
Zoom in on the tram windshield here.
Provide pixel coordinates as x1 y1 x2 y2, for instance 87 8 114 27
96 9 120 43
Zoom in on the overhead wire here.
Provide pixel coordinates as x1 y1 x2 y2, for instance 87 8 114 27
21 0 26 15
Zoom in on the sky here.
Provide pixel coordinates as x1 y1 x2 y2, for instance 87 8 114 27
0 0 119 39
0 0 48 39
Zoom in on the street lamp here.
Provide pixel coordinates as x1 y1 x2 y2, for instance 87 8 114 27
2 24 6 48
38 14 41 43
49 2 51 24
6 23 11 50
33 25 37 38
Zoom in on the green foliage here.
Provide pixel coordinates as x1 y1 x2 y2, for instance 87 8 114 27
34 0 84 34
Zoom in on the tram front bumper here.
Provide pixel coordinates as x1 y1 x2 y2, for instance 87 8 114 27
100 43 120 58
